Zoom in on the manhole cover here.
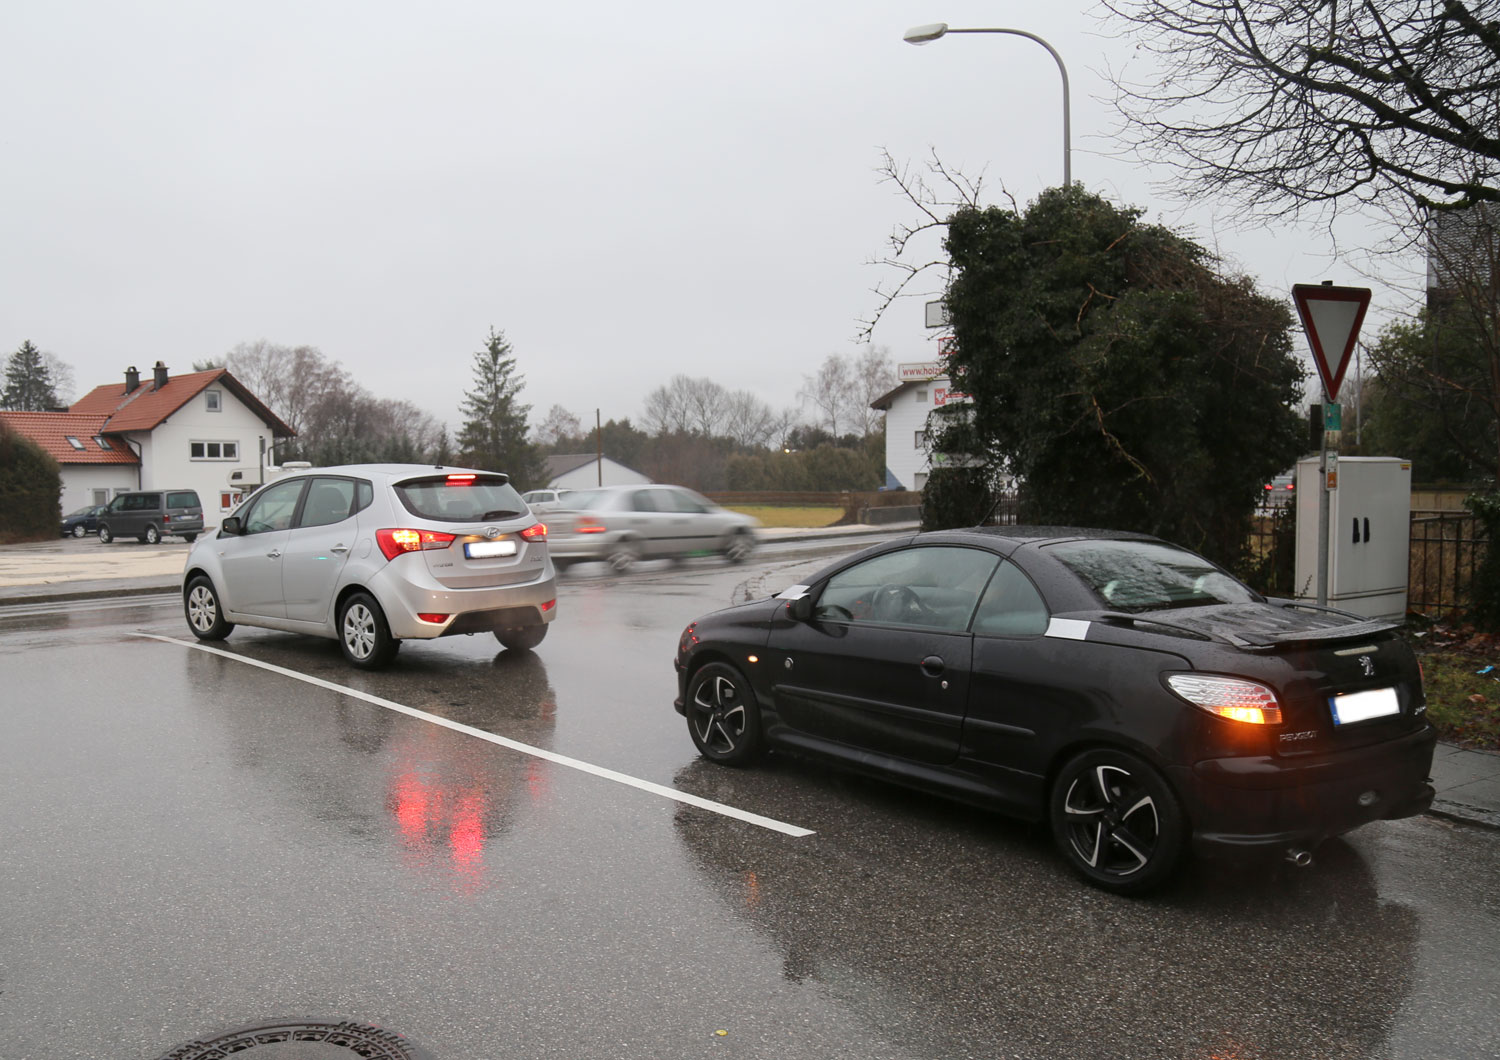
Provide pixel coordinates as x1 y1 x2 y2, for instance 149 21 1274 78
156 1018 435 1060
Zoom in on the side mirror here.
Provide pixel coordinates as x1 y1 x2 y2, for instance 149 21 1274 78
788 596 814 622
220 516 242 536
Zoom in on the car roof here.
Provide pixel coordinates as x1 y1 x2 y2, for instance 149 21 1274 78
914 525 1162 549
275 463 508 483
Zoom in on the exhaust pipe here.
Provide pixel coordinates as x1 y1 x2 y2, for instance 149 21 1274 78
1285 847 1313 868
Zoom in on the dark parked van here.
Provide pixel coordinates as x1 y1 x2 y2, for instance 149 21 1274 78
97 490 205 544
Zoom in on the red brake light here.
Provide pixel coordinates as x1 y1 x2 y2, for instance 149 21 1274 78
520 522 547 540
540 598 556 613
446 474 476 484
376 528 458 560
576 519 606 534
417 613 450 624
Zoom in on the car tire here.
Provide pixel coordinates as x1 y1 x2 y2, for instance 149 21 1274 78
71 524 87 538
97 524 113 544
1049 748 1185 896
183 575 234 641
338 592 400 669
685 661 764 766
182 533 198 543
494 624 548 652
722 529 754 564
607 540 639 573
144 525 161 545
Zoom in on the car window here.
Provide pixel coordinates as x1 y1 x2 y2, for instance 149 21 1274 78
564 489 608 510
297 477 357 528
659 489 708 514
394 473 525 521
630 490 660 513
816 546 1000 631
1047 539 1260 613
971 559 1049 636
242 478 305 534
166 491 199 509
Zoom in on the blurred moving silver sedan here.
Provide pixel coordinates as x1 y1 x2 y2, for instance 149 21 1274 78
181 464 557 668
546 484 760 572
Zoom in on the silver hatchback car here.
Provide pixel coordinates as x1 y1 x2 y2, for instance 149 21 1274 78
181 464 557 667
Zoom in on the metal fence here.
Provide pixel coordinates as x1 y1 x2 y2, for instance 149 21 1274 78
1409 509 1488 618
1243 502 1488 618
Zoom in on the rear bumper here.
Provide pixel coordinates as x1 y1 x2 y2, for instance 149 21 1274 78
369 563 558 640
1176 724 1437 858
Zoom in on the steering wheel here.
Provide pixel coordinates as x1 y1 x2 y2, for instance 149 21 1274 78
872 583 924 623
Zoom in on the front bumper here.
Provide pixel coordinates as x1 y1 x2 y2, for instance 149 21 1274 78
1175 724 1437 859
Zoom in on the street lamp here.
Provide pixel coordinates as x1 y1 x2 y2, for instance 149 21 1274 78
903 22 1071 188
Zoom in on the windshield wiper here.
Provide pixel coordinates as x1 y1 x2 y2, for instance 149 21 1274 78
479 509 523 520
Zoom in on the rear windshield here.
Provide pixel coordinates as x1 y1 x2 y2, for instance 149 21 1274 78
1046 539 1260 613
166 492 200 509
394 474 527 522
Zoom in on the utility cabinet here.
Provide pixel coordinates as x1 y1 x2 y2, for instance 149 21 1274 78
1293 456 1412 620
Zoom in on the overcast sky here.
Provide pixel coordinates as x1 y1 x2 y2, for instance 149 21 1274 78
1 2 1418 434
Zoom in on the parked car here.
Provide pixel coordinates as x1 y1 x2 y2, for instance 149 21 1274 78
61 504 107 538
673 526 1435 894
181 464 557 668
521 487 574 513
547 485 759 572
97 490 205 544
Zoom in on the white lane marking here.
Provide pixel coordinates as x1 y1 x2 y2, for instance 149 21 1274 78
132 632 815 838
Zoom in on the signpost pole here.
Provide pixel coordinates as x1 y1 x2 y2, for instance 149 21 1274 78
1316 397 1330 606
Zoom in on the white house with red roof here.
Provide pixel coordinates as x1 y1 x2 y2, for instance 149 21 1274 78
0 361 294 519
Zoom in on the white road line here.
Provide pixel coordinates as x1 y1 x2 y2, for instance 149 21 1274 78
132 632 815 839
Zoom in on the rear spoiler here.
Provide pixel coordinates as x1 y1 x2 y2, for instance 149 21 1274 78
1089 600 1402 651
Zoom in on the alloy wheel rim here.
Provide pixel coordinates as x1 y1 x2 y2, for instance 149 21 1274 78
188 586 216 631
1062 765 1160 877
690 675 745 754
344 604 376 658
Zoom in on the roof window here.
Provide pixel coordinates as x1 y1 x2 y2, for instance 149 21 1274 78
65 436 86 450
94 435 113 450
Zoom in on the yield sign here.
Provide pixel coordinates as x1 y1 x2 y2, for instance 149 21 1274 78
1292 283 1372 399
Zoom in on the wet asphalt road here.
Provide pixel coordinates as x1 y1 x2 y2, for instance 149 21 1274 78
2 541 1500 1060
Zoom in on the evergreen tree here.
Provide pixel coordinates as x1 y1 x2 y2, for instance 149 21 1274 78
456 328 544 489
937 185 1306 569
2 341 61 411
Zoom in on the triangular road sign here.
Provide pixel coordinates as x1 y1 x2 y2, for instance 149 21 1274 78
1292 283 1372 399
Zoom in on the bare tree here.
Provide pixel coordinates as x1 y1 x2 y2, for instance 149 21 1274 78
1102 0 1500 228
799 354 856 438
859 149 992 340
851 345 896 435
535 404 583 447
220 340 347 438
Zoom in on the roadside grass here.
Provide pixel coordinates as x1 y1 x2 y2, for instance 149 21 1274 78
728 505 844 529
1417 648 1500 750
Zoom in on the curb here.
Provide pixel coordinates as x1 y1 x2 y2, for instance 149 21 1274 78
1427 801 1500 832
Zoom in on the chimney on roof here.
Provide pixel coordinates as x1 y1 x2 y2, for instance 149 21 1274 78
152 361 169 389
124 366 140 393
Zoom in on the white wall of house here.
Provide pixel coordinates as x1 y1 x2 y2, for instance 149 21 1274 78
882 379 956 491
60 466 137 514
141 388 274 519
552 458 652 490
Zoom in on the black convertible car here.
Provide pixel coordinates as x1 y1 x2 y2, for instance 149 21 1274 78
673 527 1436 894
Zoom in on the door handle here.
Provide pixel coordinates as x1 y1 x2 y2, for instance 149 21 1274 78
266 549 282 559
920 655 945 677
331 544 349 554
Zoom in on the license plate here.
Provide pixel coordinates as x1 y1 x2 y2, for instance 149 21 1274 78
1329 687 1400 725
465 540 516 559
